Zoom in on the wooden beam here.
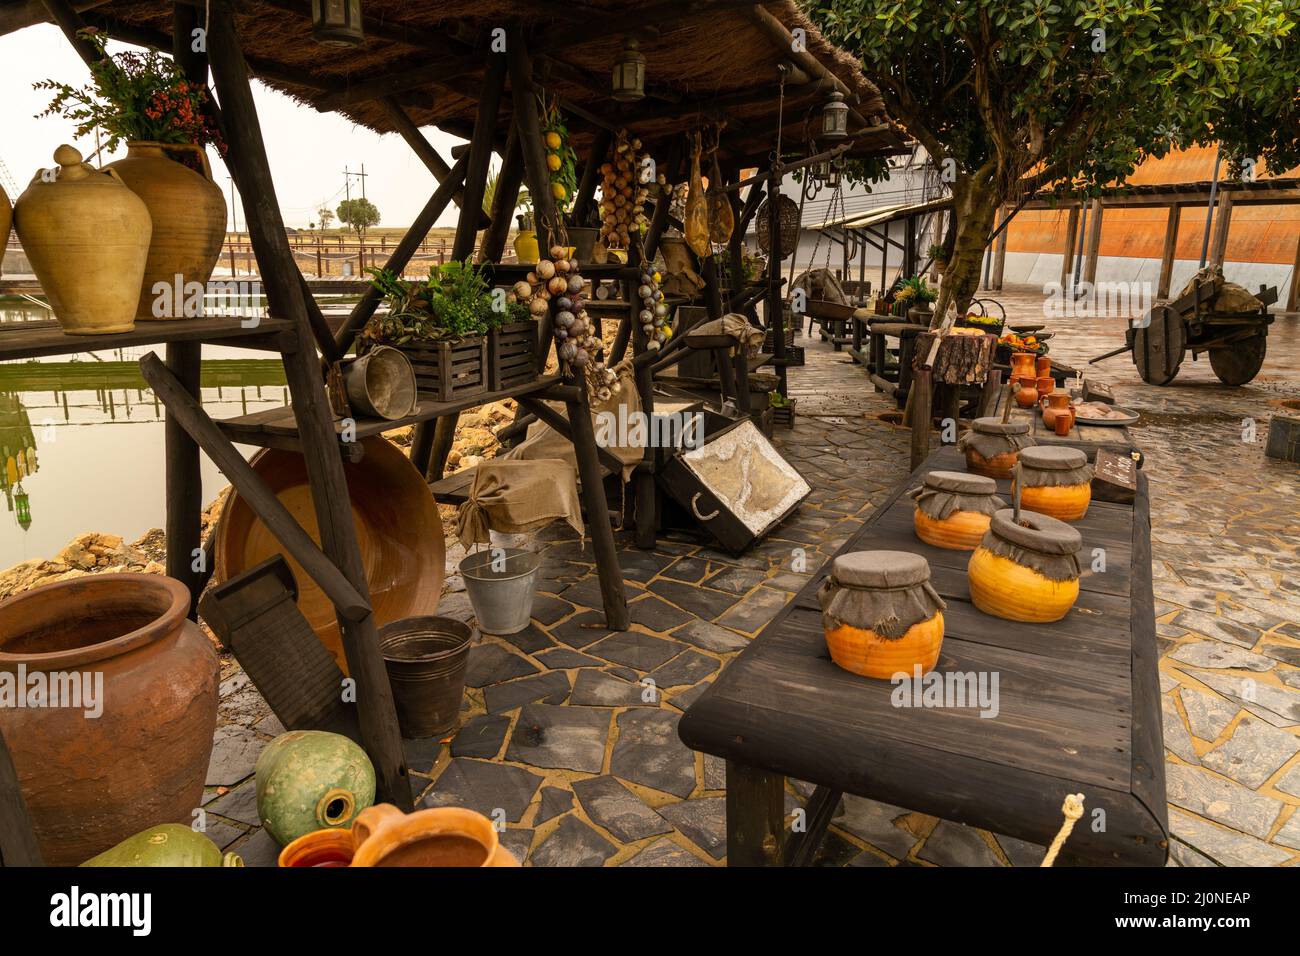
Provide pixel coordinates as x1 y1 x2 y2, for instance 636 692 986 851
477 127 525 264
314 56 480 112
39 0 109 68
990 206 1009 291
207 0 411 811
1157 204 1181 300
507 26 561 277
725 761 785 867
377 97 484 219
0 0 107 37
1059 206 1080 288
1208 192 1234 269
572 127 613 226
1082 198 1103 286
1289 232 1300 312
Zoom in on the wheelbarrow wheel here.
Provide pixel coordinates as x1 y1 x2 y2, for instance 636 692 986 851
1209 334 1267 386
1133 306 1184 386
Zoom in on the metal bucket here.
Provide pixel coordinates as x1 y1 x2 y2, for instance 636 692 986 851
458 548 542 635
378 616 473 738
344 346 417 420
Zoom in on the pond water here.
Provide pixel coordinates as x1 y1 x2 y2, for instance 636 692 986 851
1 301 290 569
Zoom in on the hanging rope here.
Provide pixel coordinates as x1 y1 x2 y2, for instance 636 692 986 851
1040 792 1086 867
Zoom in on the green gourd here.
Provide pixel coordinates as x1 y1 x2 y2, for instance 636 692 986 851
81 824 242 867
256 730 375 847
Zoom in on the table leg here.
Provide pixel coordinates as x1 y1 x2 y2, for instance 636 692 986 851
725 760 785 866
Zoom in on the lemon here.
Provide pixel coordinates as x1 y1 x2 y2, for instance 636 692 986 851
545 131 562 150
551 182 567 200
546 153 562 172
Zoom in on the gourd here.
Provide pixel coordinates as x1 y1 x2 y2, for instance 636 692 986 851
255 730 376 847
82 824 242 867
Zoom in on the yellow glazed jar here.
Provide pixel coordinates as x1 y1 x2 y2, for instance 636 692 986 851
1011 446 1093 522
817 550 946 679
967 509 1082 623
909 470 1005 551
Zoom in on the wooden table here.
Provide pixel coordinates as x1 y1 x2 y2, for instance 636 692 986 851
678 444 1167 867
987 389 1138 461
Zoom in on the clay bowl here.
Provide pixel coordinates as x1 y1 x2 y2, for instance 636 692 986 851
214 437 444 673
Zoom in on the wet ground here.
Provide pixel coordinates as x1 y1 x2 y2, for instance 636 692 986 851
205 285 1300 867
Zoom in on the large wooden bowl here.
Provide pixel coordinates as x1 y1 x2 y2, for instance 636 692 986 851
213 437 444 673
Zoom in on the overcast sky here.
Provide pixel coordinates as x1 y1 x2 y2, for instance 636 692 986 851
0 24 471 231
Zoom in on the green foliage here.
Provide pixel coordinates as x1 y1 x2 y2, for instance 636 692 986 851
360 261 499 346
337 197 381 237
896 275 937 304
36 30 222 154
541 102 579 212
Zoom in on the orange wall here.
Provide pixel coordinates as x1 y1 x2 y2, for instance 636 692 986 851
1006 147 1300 265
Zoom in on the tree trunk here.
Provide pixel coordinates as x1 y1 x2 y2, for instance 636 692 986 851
932 180 1001 325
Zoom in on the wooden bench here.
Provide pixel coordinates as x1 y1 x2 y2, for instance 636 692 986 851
678 444 1166 867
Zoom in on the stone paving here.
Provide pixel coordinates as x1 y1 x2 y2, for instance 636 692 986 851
205 285 1300 867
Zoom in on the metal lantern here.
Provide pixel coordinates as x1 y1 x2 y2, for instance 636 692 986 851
821 90 849 140
312 0 365 47
14 482 30 530
811 158 832 182
612 37 646 102
827 164 842 189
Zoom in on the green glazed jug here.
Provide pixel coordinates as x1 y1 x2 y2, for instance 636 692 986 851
81 824 242 867
256 730 376 847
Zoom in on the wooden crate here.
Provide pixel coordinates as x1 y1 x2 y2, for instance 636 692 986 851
488 322 539 391
394 336 488 402
770 397 796 429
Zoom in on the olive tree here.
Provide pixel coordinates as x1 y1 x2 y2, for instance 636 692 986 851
808 0 1300 320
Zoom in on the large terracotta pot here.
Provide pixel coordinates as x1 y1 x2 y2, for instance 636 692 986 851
13 144 152 334
349 804 519 867
0 573 218 865
107 142 226 321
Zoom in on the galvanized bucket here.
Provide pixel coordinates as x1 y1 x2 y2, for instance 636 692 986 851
344 346 417 420
378 616 473 739
458 548 542 635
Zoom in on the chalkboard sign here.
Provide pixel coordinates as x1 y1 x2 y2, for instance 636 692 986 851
1092 448 1140 503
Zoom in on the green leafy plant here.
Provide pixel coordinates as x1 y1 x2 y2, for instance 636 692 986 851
541 102 578 213
36 29 223 155
809 0 1300 320
896 275 937 305
360 261 497 347
337 197 381 244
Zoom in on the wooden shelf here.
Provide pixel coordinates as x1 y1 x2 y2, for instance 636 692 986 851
486 262 638 281
0 316 296 361
218 373 563 447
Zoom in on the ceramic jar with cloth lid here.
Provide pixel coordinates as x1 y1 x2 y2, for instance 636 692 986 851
909 470 1005 551
817 551 946 679
958 417 1034 478
1012 446 1093 521
967 509 1083 622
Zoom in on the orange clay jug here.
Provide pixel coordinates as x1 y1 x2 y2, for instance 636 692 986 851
349 804 519 867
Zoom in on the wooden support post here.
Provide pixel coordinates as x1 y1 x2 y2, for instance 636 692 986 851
572 127 612 226
979 369 1003 418
1082 199 1103 286
208 1 411 810
1059 206 1080 289
164 341 204 615
477 127 523 264
1289 232 1300 312
766 168 787 396
378 96 481 219
1209 192 1234 269
0 729 43 867
627 277 657 550
910 368 932 471
903 214 917 278
1157 204 1181 300
990 206 1009 291
879 221 889 291
508 26 561 258
725 760 785 867
783 785 841 866
564 387 630 630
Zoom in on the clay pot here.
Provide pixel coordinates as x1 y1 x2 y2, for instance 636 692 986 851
350 804 520 867
255 730 376 847
1014 377 1040 408
1053 410 1074 436
13 144 152 334
1041 392 1072 430
1013 446 1092 521
1035 356 1052 378
911 471 1003 551
82 823 242 868
825 614 945 679
1035 375 1055 400
107 142 226 321
512 228 539 264
960 417 1033 479
0 185 10 275
0 573 218 866
1009 352 1036 380
279 828 356 867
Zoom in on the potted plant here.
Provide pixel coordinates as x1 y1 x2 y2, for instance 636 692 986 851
928 243 948 275
38 30 227 322
898 275 937 324
360 262 495 401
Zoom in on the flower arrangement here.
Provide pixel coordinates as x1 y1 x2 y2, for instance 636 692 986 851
894 275 937 306
360 262 525 348
36 30 224 156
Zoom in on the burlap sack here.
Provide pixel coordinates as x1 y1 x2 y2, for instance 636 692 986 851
455 459 584 548
684 313 765 352
958 417 1034 462
978 509 1081 582
1017 446 1092 489
817 551 946 639
909 470 1005 521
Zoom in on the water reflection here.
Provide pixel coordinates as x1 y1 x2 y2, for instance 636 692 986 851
0 346 287 567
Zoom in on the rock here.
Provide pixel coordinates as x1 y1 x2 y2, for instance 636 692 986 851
1199 717 1300 788
1164 762 1284 839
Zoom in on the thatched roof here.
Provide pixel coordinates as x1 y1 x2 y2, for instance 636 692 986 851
4 0 906 160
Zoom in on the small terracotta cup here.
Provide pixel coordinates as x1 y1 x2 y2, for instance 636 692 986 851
279 828 355 867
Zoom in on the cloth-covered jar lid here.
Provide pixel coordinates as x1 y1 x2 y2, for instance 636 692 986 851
818 550 945 639
923 470 997 495
831 550 930 588
909 471 1004 520
971 417 1030 436
989 509 1082 555
1019 446 1087 471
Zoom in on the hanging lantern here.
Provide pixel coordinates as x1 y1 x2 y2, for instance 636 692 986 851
612 37 646 102
811 158 832 183
14 482 30 530
312 0 365 47
827 165 842 189
821 90 849 141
